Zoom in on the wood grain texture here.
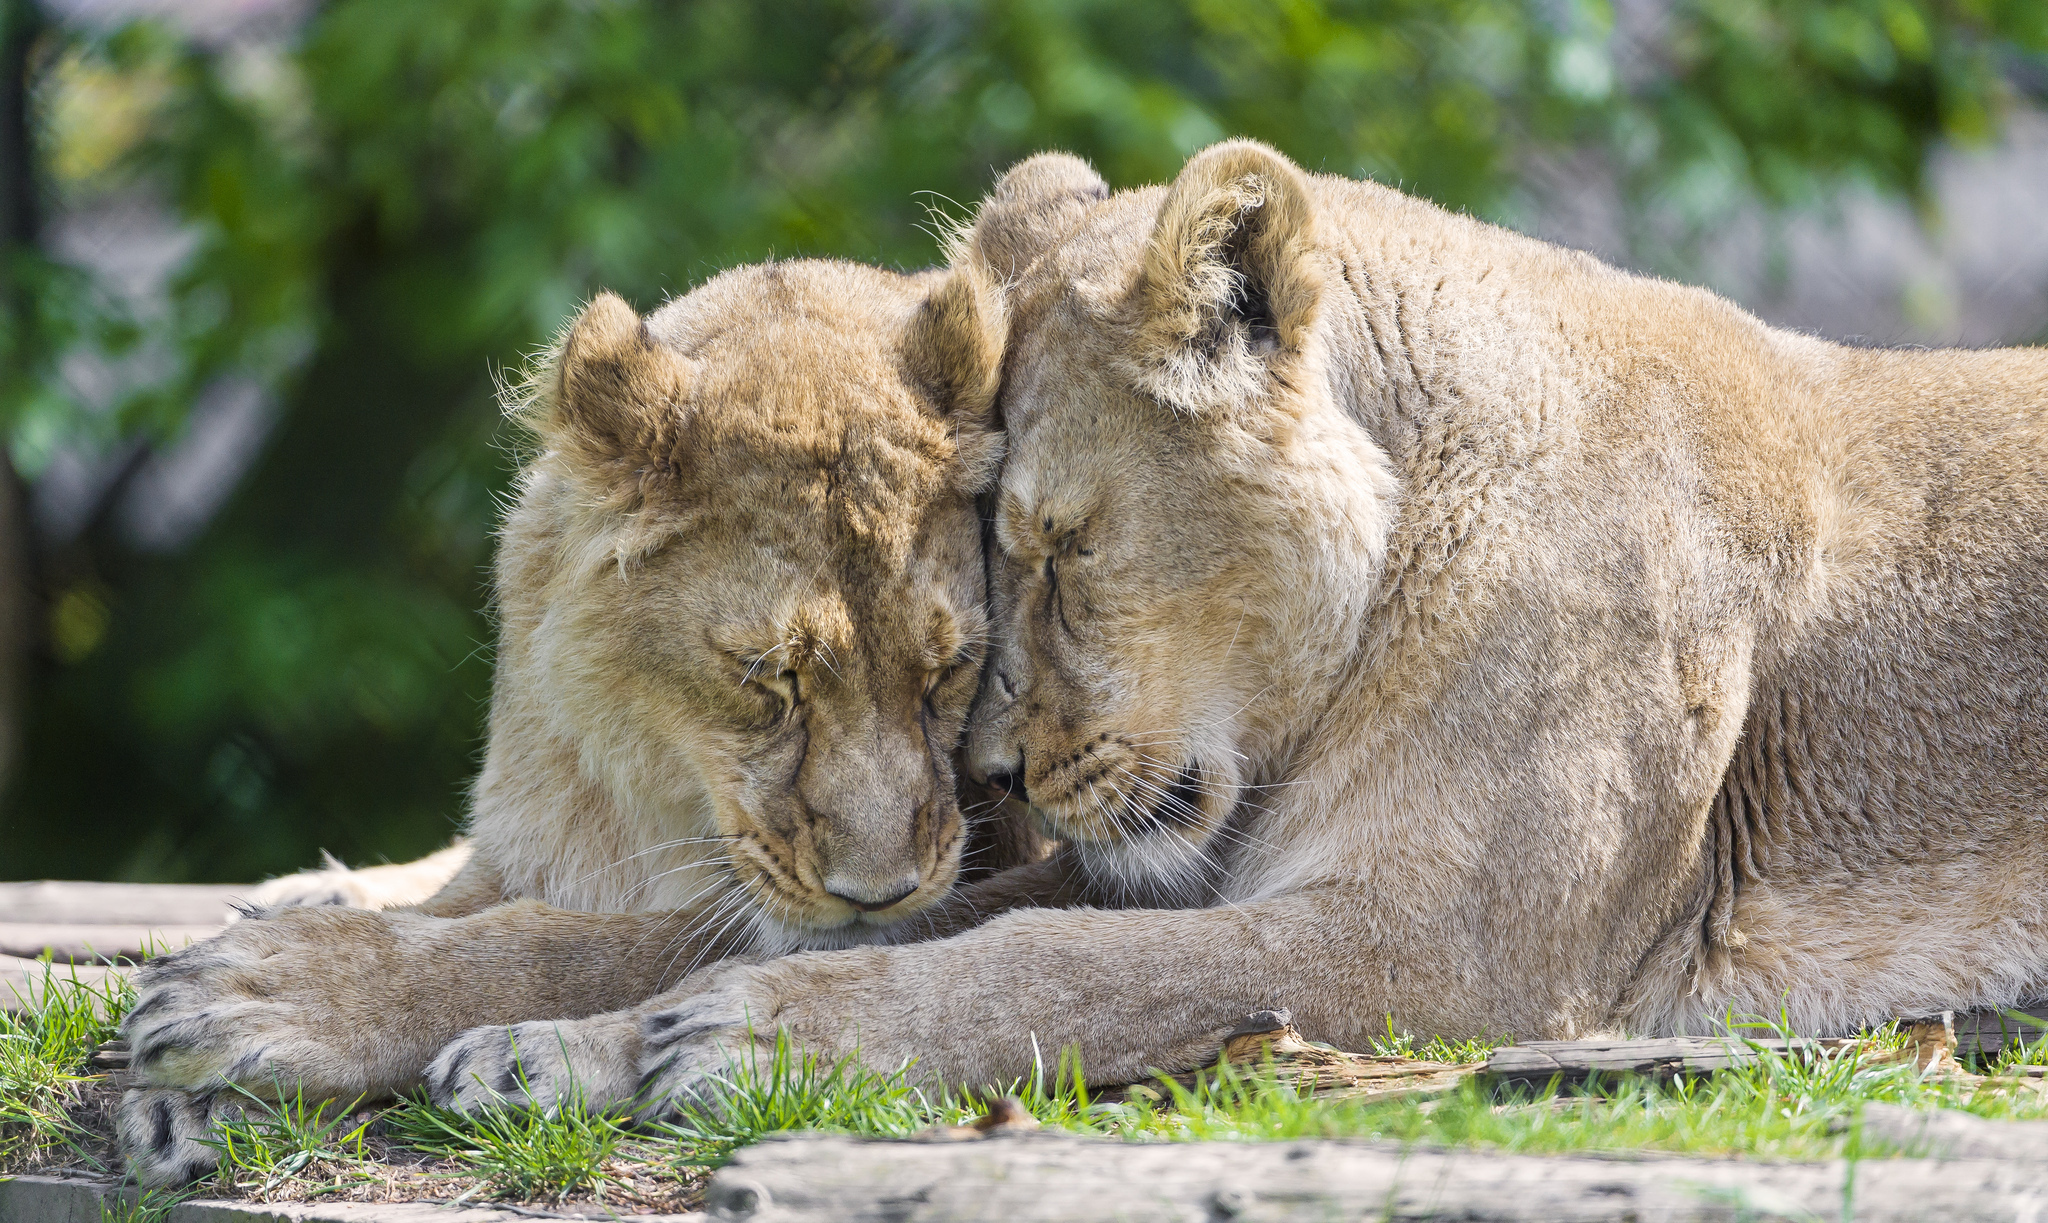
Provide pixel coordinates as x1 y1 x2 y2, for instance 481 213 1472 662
0 955 122 1010
0 922 221 963
1939 1004 2048 1057
0 881 252 926
0 1173 707 1223
1859 1104 2048 1160
704 1130 2048 1222
1483 1037 1821 1083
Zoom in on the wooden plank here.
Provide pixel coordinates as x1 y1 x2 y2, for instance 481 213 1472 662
0 954 126 1011
0 880 252 926
706 1130 2048 1222
1859 1104 2048 1160
1485 1012 2046 1086
0 1174 706 1223
1942 1003 2048 1058
1483 1036 1819 1084
0 922 221 963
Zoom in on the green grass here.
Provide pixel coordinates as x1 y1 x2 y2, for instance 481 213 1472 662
1982 1010 2048 1072
1098 1029 1956 1158
198 1084 377 1193
6 972 2047 1211
656 1029 964 1162
387 1093 635 1204
1363 1015 1506 1065
0 962 131 1173
96 1186 200 1223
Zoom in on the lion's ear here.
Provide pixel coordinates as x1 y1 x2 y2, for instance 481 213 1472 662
537 291 698 492
967 152 1108 282
1133 139 1323 415
905 264 1007 493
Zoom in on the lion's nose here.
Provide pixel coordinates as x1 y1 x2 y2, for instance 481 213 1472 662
825 875 921 913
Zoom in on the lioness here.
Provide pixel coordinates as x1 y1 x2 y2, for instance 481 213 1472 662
117 257 1012 1184
425 141 2048 1112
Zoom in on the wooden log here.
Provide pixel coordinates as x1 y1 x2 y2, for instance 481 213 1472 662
1939 1004 2048 1059
0 954 125 1011
0 1172 707 1222
1485 1015 2045 1088
1156 1011 1478 1101
1483 1036 1824 1084
0 922 221 963
1858 1103 2048 1160
0 880 252 926
705 1131 2048 1222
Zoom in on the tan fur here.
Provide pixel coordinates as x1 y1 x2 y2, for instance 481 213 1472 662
476 144 2048 1114
116 259 1013 1184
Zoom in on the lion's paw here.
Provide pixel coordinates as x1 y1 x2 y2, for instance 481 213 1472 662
426 1015 642 1115
122 907 405 1099
632 969 782 1119
115 1088 248 1187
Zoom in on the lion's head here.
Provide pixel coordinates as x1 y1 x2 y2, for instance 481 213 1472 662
488 259 1005 948
963 144 1397 897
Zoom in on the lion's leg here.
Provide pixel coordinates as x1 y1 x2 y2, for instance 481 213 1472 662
117 899 731 1185
420 855 1097 1114
428 887 1497 1115
403 847 508 917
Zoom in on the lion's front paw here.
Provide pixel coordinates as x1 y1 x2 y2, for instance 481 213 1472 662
116 1088 248 1187
426 1014 642 1115
122 906 415 1101
632 967 782 1118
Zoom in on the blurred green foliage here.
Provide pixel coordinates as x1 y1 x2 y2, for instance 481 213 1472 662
2 0 2043 881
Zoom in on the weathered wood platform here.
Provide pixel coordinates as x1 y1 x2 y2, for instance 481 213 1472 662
9 1106 2048 1223
697 1127 2048 1222
0 880 246 1008
0 1174 703 1222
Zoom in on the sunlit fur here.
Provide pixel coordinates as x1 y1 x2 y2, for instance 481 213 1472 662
577 143 2048 1110
114 258 1016 1186
460 261 1005 953
454 147 2047 1119
961 141 2048 1046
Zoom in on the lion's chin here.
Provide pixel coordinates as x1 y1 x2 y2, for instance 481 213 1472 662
747 905 919 956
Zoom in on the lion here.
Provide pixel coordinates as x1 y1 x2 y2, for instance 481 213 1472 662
115 256 1020 1184
397 140 2048 1114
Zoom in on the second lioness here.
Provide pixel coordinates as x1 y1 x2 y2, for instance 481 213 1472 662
117 258 1008 1184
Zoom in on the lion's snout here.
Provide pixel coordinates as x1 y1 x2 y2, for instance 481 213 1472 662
799 792 953 920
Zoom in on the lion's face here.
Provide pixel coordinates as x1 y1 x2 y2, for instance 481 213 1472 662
500 260 1004 945
963 149 1395 895
977 349 1256 890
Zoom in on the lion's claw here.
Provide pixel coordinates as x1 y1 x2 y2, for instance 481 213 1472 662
631 973 779 1119
116 1087 248 1187
426 1016 643 1115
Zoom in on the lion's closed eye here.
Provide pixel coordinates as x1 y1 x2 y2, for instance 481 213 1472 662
720 649 803 728
755 667 802 711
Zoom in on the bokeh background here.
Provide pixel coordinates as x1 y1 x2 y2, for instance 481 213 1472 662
3 0 2046 883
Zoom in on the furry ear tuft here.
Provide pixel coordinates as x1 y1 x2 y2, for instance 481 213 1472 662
967 152 1108 282
905 264 1008 494
536 292 698 495
1132 139 1323 415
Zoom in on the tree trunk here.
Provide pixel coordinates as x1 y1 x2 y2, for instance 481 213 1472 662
0 0 41 808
